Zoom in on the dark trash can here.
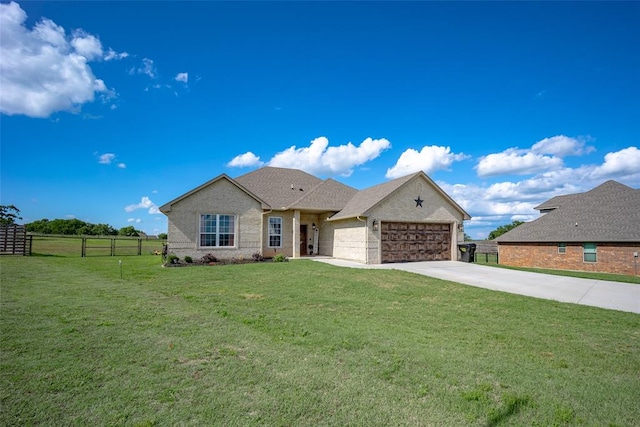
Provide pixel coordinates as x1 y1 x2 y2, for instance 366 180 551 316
458 243 477 262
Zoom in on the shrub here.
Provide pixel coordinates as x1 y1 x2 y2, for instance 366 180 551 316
167 254 179 265
184 256 193 263
201 253 217 263
273 253 288 263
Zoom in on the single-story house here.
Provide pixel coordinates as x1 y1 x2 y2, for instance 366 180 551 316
159 166 471 264
495 180 640 276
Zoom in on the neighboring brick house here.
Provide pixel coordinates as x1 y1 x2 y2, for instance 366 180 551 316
495 180 640 276
159 166 470 264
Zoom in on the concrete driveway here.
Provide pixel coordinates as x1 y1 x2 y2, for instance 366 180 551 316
312 259 640 314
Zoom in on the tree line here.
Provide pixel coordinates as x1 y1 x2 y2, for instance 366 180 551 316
1 205 167 238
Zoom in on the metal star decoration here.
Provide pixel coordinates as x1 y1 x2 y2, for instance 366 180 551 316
415 196 423 207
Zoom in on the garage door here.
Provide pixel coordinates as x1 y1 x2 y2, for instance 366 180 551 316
381 222 451 263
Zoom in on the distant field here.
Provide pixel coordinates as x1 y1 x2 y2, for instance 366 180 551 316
29 235 165 257
1 256 638 426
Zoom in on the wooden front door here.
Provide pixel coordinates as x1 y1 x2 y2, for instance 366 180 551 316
299 224 308 256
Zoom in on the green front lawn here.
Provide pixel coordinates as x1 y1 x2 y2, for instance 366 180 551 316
1 256 638 426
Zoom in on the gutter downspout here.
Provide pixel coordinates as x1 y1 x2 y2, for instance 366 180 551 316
357 216 368 264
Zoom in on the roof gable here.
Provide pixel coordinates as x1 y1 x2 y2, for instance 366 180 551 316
330 171 471 221
159 174 267 213
497 180 640 242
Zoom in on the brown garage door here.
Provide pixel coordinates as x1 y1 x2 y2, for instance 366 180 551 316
381 222 451 263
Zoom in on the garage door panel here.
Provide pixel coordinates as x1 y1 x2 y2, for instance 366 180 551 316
381 222 451 263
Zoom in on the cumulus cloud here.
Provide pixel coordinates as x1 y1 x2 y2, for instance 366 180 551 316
476 149 563 177
385 145 468 179
0 1 124 118
98 153 116 164
227 152 264 168
267 136 391 177
175 72 188 83
117 162 126 169
455 144 640 239
531 135 594 157
591 146 640 180
127 218 142 223
124 196 160 214
475 135 595 178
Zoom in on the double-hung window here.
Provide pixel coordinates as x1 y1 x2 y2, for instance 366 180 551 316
583 243 597 263
268 217 282 248
558 243 566 254
200 214 235 247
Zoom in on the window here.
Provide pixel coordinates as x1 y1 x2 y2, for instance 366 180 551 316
558 243 566 254
583 243 597 263
200 214 235 247
268 217 282 248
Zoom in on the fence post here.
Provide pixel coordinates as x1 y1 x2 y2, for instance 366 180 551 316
137 238 142 256
111 239 116 256
81 238 86 257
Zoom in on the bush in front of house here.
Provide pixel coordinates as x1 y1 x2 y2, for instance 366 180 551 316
273 253 288 262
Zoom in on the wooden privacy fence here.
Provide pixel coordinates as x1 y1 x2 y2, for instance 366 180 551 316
0 225 32 256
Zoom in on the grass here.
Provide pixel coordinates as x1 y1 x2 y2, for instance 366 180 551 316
1 255 639 426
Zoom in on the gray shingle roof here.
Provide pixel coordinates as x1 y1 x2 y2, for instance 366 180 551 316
496 180 640 243
235 167 323 209
289 178 358 211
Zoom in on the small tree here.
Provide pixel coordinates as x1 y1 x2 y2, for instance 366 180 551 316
118 226 140 237
158 233 168 240
487 220 524 240
0 205 22 226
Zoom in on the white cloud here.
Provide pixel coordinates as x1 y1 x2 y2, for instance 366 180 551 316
591 146 640 181
267 136 391 177
117 162 126 169
531 135 594 157
0 1 112 118
127 218 142 223
227 152 264 168
175 72 188 83
124 196 160 214
475 135 595 178
137 58 156 78
385 145 468 179
98 153 116 164
476 149 563 177
104 48 128 61
70 29 102 60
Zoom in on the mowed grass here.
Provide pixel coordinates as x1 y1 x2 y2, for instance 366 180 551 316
1 255 639 426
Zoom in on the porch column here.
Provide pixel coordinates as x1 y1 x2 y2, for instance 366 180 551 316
292 210 300 258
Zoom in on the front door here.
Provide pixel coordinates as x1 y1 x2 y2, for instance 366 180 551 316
300 225 308 256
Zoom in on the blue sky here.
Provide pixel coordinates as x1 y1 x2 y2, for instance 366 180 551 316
1 1 639 238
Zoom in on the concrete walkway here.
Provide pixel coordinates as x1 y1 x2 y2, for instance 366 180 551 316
311 258 640 314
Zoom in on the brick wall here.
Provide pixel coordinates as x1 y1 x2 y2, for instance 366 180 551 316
498 242 640 276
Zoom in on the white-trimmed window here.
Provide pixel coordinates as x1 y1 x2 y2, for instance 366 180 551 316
268 217 282 248
558 243 566 254
583 243 597 263
200 214 236 247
